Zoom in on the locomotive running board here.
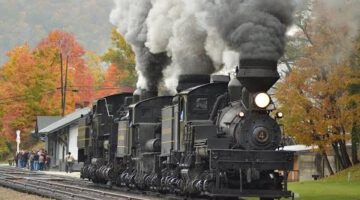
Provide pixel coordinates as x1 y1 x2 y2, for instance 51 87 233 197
209 149 294 170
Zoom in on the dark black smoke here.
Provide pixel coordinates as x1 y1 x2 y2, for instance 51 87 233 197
134 47 170 91
192 0 295 60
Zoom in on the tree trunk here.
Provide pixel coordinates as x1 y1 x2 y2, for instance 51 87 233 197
322 151 334 175
332 142 345 170
351 124 359 164
339 139 352 168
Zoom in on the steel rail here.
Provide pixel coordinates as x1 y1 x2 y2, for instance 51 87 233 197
0 168 148 200
0 178 101 200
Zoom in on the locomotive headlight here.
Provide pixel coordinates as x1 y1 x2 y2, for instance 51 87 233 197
238 111 245 118
254 93 271 108
276 112 284 119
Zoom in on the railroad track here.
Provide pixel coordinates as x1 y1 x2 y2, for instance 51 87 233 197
0 166 153 200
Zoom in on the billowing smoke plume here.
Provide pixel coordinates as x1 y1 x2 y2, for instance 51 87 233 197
146 0 217 92
111 0 296 92
110 0 169 91
190 0 295 61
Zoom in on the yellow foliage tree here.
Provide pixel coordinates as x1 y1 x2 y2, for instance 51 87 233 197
276 2 360 173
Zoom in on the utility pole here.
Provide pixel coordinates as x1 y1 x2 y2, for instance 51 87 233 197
63 55 69 116
60 53 65 117
60 53 70 117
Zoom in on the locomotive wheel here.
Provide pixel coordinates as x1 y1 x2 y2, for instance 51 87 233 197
259 198 274 200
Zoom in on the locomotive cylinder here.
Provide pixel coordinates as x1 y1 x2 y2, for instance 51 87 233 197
145 138 161 152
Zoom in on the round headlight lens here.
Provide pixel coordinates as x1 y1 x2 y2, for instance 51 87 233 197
276 112 283 118
254 93 271 108
238 112 245 118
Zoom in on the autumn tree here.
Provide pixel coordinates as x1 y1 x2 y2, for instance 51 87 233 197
102 28 136 87
276 1 360 173
349 36 360 164
37 30 95 110
96 64 134 98
0 30 97 153
0 44 61 151
84 52 105 90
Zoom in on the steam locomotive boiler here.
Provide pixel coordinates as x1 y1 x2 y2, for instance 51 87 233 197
79 60 294 200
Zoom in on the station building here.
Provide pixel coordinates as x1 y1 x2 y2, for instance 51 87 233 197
35 108 90 171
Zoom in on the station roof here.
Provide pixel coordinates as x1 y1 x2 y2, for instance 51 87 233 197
35 116 62 131
38 107 90 135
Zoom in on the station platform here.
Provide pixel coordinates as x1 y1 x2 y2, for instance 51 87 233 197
41 170 81 178
0 164 81 178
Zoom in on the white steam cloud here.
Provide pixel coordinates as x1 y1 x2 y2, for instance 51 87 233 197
110 0 297 92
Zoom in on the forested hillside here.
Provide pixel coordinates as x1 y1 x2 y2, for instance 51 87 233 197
0 0 113 64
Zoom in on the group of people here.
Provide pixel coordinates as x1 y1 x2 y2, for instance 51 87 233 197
13 150 76 173
14 149 50 171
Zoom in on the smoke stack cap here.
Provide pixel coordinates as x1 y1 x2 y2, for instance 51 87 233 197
237 59 279 92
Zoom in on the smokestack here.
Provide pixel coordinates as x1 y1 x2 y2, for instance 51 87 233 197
176 74 210 92
140 89 158 100
228 77 242 102
237 59 279 93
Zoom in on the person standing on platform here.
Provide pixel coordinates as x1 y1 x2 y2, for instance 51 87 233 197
45 154 51 170
65 152 75 173
29 151 35 170
19 150 25 168
33 150 39 170
38 151 45 170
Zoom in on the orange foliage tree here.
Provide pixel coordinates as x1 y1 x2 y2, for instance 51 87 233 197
0 30 97 150
96 64 131 98
276 2 360 172
0 44 61 148
37 30 95 109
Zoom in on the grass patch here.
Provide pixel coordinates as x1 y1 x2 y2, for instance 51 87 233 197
244 164 360 200
289 180 360 200
289 164 360 200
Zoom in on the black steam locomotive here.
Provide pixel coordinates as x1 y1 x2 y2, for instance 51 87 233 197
78 59 294 200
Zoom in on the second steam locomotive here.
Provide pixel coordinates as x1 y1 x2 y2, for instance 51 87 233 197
78 59 294 200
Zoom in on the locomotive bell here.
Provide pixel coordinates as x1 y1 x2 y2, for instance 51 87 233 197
237 59 279 93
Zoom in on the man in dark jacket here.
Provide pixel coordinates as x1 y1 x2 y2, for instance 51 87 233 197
33 151 39 171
